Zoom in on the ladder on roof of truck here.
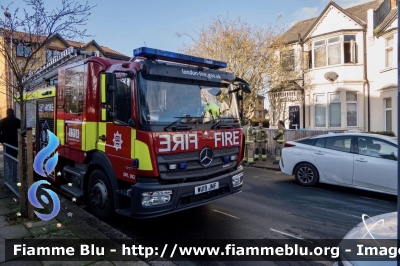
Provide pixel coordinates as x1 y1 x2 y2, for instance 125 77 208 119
24 48 97 90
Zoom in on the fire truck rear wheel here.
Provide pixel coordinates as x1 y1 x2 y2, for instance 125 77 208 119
88 169 114 219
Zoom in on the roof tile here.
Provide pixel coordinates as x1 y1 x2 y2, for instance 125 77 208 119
282 0 384 43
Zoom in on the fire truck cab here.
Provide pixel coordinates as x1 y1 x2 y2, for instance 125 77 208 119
27 47 250 219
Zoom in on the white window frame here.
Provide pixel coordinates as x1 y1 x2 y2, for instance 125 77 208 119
385 35 394 68
313 39 327 68
313 36 342 68
346 91 358 127
314 94 326 128
327 36 341 66
343 35 356 63
384 98 392 131
328 92 341 128
312 35 358 68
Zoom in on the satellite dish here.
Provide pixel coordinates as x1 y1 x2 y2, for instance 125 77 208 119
324 72 338 82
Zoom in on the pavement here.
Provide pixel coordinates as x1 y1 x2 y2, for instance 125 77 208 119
0 144 148 266
243 155 280 171
0 143 278 265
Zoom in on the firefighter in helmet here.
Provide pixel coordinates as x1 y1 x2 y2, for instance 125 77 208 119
273 120 286 164
242 120 255 164
254 122 268 161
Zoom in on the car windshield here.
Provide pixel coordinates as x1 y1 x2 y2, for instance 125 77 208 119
137 74 239 124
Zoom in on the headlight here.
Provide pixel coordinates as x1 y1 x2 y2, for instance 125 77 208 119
232 172 243 187
142 190 172 206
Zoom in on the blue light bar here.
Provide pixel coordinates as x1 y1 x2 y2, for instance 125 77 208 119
133 47 227 69
179 163 187 169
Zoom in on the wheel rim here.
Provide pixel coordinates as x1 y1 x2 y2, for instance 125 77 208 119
90 180 108 209
297 166 314 183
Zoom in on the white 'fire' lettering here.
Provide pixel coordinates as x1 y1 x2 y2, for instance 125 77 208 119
215 131 240 147
159 135 171 152
158 133 198 152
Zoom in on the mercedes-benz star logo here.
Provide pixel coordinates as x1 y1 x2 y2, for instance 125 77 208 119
199 147 213 167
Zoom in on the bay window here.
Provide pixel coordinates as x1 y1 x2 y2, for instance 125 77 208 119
315 94 326 127
346 91 357 126
329 93 341 127
327 37 341 65
343 35 356 63
313 35 357 68
314 40 326 68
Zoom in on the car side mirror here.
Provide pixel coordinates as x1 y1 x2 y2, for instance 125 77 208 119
128 118 135 127
234 77 251 94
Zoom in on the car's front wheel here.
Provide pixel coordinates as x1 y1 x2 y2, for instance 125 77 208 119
294 163 319 187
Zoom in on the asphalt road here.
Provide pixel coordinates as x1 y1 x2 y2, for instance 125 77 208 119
103 166 397 266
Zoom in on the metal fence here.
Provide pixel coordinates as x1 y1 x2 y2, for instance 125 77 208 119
3 143 19 197
264 129 347 155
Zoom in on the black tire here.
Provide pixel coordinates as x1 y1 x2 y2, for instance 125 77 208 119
294 163 319 187
88 169 114 220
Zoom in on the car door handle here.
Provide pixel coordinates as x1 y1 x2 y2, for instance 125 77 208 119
314 152 324 155
356 158 368 162
99 135 107 141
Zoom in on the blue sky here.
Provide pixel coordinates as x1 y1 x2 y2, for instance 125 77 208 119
4 0 372 109
5 0 372 56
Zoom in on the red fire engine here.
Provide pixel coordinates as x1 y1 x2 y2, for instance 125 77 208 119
25 47 250 219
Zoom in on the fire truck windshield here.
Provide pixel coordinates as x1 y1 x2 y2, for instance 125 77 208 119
137 74 239 125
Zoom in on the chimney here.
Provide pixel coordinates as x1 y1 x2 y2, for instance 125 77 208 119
367 9 374 37
391 0 397 8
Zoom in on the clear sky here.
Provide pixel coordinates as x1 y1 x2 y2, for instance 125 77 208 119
4 0 372 56
3 0 372 109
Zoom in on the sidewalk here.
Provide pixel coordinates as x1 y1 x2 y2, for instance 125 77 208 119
243 155 280 171
0 144 149 265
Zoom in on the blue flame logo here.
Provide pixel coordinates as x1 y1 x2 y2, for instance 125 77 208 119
28 180 60 220
29 130 60 220
33 130 59 177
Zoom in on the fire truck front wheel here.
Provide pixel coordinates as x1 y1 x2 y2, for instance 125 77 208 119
88 169 114 220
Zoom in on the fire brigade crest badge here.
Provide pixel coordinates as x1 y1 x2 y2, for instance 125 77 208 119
113 131 123 151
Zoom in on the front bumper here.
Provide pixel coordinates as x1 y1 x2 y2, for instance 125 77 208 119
128 166 243 218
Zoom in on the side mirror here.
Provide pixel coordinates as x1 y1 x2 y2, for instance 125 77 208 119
128 118 135 127
234 77 251 94
239 83 251 94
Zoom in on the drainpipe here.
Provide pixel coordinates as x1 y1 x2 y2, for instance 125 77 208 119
298 34 306 129
363 29 370 132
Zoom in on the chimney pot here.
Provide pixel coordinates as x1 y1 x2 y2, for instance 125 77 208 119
390 0 397 8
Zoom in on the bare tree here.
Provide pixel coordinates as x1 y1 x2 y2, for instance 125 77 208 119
176 16 297 119
0 0 95 216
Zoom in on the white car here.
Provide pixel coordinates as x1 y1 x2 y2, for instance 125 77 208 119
279 133 398 195
334 212 397 266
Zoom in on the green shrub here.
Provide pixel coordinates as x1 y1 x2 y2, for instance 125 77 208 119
364 131 396 137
